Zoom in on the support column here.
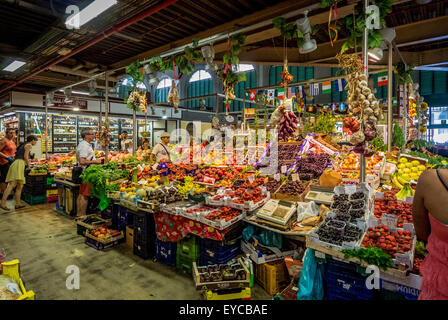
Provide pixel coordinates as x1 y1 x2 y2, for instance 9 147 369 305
105 71 109 163
387 43 393 152
360 0 369 184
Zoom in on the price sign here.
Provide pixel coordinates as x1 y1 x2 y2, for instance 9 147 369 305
344 184 357 195
382 213 398 230
248 175 255 183
281 165 287 174
137 180 147 185
274 173 280 181
292 173 299 182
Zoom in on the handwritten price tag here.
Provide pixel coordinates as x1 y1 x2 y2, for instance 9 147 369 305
292 173 299 182
274 173 280 181
248 175 255 183
281 165 287 174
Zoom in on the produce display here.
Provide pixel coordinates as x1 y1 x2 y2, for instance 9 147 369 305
331 192 367 223
197 260 247 283
277 180 307 195
315 216 363 246
362 226 413 258
293 153 331 180
89 225 121 240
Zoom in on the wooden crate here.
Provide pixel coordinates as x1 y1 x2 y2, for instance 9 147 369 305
192 258 250 291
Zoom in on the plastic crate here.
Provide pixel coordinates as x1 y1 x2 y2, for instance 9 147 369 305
325 257 374 300
254 260 290 296
23 193 46 205
26 173 47 185
23 184 47 196
46 195 58 203
46 189 58 197
199 238 241 265
203 287 251 300
177 235 200 261
155 238 177 266
46 176 54 185
379 278 420 300
1 259 35 300
176 254 198 275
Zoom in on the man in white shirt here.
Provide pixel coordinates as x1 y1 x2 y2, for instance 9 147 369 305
76 128 102 216
150 132 171 164
120 131 133 153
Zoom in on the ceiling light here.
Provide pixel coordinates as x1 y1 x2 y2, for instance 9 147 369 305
65 0 117 29
46 92 55 106
296 11 317 54
379 27 396 49
368 47 383 61
3 60 26 72
73 90 90 95
73 107 80 111
64 88 73 103
162 116 167 119
88 80 97 96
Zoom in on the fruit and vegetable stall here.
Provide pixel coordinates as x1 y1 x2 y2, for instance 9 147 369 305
19 130 446 301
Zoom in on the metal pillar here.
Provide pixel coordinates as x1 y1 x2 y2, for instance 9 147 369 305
403 84 408 150
44 104 48 160
133 110 137 155
104 72 109 163
387 43 393 152
360 0 369 184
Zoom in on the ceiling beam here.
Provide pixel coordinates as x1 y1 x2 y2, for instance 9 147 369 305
232 14 448 66
111 0 318 68
47 66 120 81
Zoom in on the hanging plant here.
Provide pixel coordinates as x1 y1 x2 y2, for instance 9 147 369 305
394 61 415 85
337 0 394 53
272 17 306 48
216 33 247 114
125 90 147 112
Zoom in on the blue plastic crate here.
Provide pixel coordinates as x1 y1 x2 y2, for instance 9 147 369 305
199 238 241 265
155 238 177 266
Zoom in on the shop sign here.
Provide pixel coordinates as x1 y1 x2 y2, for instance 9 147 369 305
44 95 88 109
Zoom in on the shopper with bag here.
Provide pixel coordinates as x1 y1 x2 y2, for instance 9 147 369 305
0 128 16 197
76 129 102 216
0 135 38 211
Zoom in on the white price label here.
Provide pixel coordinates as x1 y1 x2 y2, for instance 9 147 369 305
274 173 280 182
382 213 398 230
292 173 299 182
248 175 255 183
344 184 357 195
281 165 287 174
137 180 147 185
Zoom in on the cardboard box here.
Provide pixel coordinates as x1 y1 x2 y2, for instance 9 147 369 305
126 226 134 249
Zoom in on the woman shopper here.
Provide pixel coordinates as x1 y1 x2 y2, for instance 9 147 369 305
0 135 38 211
412 169 448 300
0 128 17 196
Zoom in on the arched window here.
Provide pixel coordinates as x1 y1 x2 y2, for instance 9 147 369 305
232 65 256 112
155 78 173 103
189 70 212 83
118 77 146 98
233 64 254 72
187 70 213 109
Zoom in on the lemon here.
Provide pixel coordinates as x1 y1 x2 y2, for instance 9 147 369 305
405 163 414 169
399 158 408 164
410 173 419 180
403 168 411 173
398 163 406 169
418 165 426 171
411 167 419 173
411 160 420 167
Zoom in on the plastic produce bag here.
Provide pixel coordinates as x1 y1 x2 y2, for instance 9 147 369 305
0 275 20 300
242 226 282 249
297 249 325 300
297 201 319 223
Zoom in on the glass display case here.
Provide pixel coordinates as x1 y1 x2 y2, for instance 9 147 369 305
52 115 77 154
137 120 152 147
104 117 119 151
120 118 134 151
24 112 52 158
77 116 99 144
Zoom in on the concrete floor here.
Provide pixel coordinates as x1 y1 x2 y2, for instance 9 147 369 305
0 201 272 300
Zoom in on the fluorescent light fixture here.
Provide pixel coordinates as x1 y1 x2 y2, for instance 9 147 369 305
73 90 89 95
3 112 15 116
73 107 80 111
66 0 117 29
162 116 167 119
368 47 383 61
3 60 26 72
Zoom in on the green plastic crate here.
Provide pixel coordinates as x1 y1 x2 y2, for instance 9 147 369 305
176 253 198 275
46 176 54 185
380 289 407 300
23 193 46 205
176 235 200 261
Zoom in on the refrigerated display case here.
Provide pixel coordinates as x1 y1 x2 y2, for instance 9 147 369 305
24 112 52 158
119 118 133 151
52 115 77 154
137 120 152 147
78 116 99 144
104 117 119 151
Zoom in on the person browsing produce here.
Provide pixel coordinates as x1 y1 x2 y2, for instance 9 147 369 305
0 135 37 211
93 131 103 151
151 132 171 163
76 128 102 216
120 131 133 153
0 128 16 196
412 169 448 300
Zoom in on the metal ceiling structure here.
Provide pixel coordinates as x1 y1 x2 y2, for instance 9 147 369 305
0 0 447 96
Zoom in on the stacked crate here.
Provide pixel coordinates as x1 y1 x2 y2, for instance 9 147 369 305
23 173 48 205
176 235 200 275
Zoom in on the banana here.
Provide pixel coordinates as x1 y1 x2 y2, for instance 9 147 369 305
392 175 403 189
397 174 409 185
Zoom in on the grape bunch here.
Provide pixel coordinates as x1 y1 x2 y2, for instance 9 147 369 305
278 181 307 194
295 153 331 180
278 144 301 164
